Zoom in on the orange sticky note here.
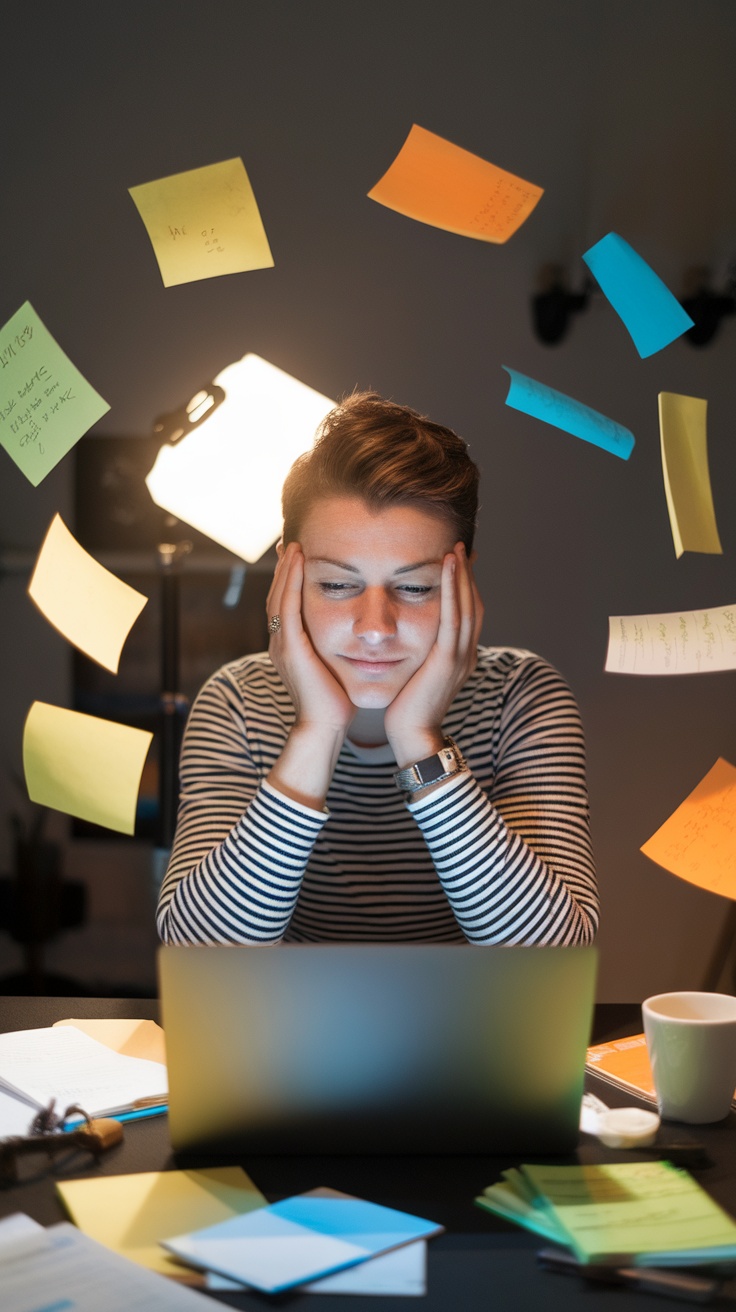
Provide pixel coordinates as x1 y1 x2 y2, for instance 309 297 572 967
368 124 543 243
641 758 736 899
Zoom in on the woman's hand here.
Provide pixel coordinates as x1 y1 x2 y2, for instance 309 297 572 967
384 543 483 767
266 542 354 735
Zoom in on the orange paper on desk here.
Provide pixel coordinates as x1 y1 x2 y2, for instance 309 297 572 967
368 124 543 243
586 1034 656 1101
641 758 736 898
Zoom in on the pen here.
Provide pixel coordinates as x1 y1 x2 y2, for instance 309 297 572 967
537 1246 723 1304
63 1104 168 1130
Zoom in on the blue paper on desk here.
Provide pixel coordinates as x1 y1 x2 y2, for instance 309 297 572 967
582 232 693 357
162 1194 443 1294
503 367 635 459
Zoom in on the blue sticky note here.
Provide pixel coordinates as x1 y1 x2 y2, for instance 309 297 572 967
582 232 694 358
163 1194 442 1294
503 367 635 460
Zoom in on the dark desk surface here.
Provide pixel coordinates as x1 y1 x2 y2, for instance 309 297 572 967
2 997 736 1311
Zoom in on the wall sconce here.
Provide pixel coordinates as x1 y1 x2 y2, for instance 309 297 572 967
681 266 736 347
531 264 591 345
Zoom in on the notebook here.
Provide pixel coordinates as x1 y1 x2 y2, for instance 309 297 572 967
158 943 597 1155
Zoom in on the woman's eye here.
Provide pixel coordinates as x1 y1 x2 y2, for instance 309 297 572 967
397 584 434 597
318 581 358 594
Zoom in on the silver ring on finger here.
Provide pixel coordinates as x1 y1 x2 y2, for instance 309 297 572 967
268 614 282 635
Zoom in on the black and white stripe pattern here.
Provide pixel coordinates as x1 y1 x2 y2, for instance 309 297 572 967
157 647 598 946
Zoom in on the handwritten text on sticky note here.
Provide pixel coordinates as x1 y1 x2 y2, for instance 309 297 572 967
503 367 635 459
605 603 736 675
368 124 543 243
0 303 109 485
129 157 274 287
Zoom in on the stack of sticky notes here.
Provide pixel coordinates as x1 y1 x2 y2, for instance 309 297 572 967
161 1187 443 1294
476 1161 736 1267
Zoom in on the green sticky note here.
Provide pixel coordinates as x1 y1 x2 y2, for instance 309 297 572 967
0 302 110 485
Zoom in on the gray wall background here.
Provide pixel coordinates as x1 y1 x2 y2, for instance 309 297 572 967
0 1 734 998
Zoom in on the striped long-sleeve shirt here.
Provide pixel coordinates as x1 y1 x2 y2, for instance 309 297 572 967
156 646 599 946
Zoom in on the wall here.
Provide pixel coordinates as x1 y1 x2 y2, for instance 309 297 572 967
0 1 734 997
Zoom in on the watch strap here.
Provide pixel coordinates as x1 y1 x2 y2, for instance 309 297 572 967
393 737 467 797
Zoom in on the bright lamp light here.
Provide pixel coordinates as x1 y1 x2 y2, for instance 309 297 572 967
145 353 335 561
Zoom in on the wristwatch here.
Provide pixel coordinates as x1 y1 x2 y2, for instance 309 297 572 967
393 737 467 798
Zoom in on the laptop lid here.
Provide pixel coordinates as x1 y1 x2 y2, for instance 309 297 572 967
159 944 597 1155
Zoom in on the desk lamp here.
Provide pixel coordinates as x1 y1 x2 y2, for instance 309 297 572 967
146 354 334 850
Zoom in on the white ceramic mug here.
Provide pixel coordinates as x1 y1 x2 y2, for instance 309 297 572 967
642 991 736 1124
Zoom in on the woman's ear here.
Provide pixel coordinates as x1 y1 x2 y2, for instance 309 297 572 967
276 538 284 560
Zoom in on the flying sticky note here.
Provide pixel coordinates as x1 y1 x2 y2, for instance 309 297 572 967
0 302 110 486
658 393 722 559
57 1168 266 1283
145 353 334 561
582 233 694 358
23 702 153 834
368 124 543 243
129 157 274 287
605 603 736 675
641 758 736 900
28 515 147 672
503 367 635 459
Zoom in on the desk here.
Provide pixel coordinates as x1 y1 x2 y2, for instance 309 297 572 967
2 997 736 1311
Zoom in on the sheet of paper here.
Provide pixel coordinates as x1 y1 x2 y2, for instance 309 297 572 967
129 157 274 287
57 1168 265 1283
503 366 635 459
605 602 736 675
0 1222 217 1311
0 1088 40 1138
641 757 736 899
23 701 153 834
582 233 694 358
163 1194 443 1294
28 514 147 672
54 1018 166 1065
521 1161 736 1266
0 302 109 485
586 1035 656 1100
658 393 722 558
0 1024 167 1117
145 353 334 561
368 123 543 243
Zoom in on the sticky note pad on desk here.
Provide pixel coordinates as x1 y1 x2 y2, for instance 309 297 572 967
163 1194 443 1293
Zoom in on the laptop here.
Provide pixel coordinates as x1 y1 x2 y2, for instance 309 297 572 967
159 943 597 1155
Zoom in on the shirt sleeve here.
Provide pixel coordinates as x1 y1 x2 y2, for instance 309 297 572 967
156 671 328 944
408 656 599 945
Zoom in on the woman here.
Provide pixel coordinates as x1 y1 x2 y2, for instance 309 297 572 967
157 393 598 946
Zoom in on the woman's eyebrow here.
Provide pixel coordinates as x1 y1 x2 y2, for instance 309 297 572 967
308 556 441 575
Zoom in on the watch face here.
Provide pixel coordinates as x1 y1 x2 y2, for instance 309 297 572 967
418 752 449 785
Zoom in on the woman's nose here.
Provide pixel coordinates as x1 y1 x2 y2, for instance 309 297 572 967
352 588 397 642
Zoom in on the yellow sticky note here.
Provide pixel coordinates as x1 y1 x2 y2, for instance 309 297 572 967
641 758 736 899
53 1018 166 1066
368 124 543 243
129 157 274 287
0 302 109 486
23 702 153 835
28 514 147 673
56 1167 266 1282
659 393 722 558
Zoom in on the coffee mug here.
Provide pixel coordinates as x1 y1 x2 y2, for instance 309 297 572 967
642 991 736 1123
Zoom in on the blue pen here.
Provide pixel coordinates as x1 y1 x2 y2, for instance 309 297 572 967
63 1104 168 1130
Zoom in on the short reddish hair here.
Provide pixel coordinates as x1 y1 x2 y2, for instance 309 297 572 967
282 392 479 550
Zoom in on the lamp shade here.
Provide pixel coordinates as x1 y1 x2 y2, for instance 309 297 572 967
145 354 334 561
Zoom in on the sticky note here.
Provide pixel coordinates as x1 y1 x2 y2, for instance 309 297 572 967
582 233 694 358
23 702 153 834
129 157 274 287
28 515 147 672
0 302 110 486
641 758 736 900
605 603 736 675
503 367 635 459
57 1168 266 1283
658 393 722 558
368 124 543 243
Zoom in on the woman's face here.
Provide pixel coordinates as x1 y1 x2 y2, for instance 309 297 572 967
295 495 458 709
